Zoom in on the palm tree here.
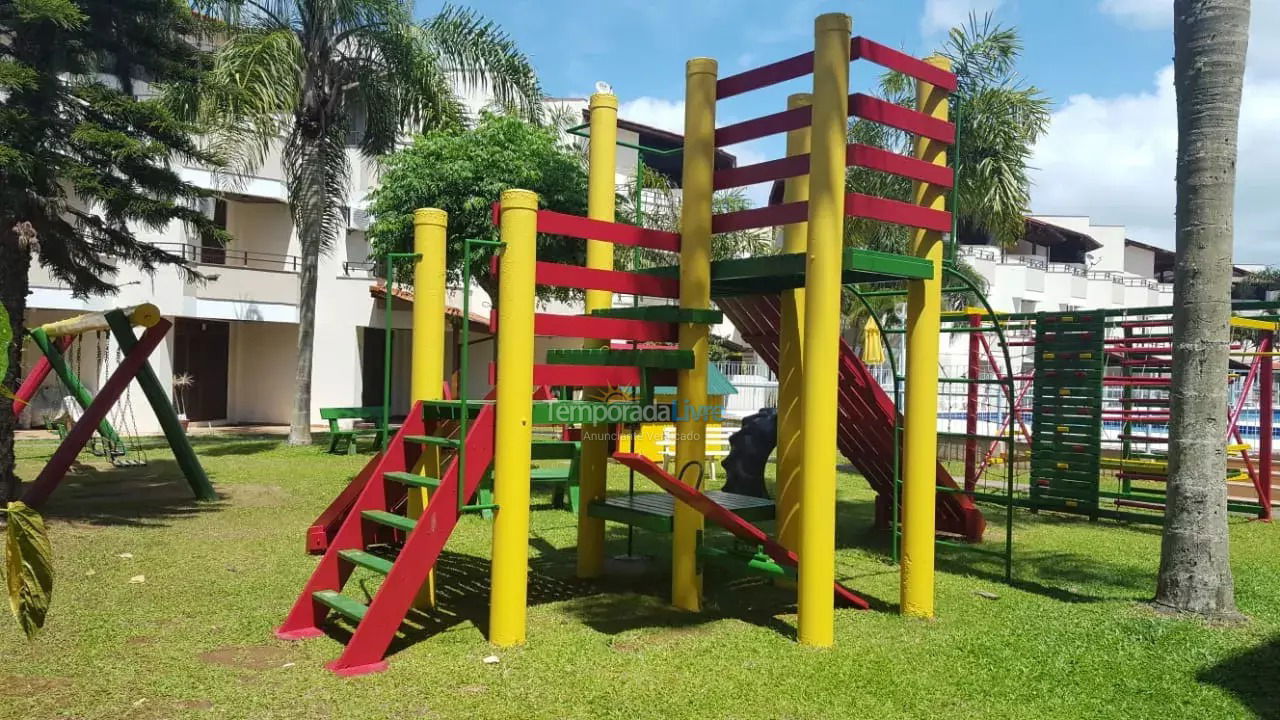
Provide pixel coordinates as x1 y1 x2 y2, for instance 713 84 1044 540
174 1 541 444
1157 0 1251 620
846 14 1050 249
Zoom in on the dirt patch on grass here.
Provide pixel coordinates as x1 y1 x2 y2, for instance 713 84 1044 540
610 626 712 654
0 675 72 696
197 644 296 670
220 484 290 508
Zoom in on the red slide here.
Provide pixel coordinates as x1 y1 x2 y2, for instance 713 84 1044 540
717 294 985 541
612 452 869 608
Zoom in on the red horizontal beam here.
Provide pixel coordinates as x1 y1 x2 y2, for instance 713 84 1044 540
492 312 677 343
716 51 815 99
536 209 680 252
533 261 680 299
716 105 811 147
711 192 952 234
850 93 955 143
490 363 677 388
847 191 952 233
852 37 958 92
712 143 954 191
713 38 957 103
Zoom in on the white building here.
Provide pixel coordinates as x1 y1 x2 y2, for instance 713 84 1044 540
19 103 737 434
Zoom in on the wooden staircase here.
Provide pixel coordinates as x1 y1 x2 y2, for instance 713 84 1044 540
277 400 497 676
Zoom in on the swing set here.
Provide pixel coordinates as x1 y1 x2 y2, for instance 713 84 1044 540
12 304 215 508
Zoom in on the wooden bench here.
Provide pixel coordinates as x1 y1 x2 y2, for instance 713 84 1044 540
471 440 582 519
320 406 394 454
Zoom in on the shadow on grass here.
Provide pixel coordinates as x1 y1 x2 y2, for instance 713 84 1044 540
1198 635 1280 719
936 545 1154 604
24 458 225 528
196 440 282 457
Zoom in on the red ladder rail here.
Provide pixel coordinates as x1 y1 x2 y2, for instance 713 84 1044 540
612 452 869 609
277 402 497 676
11 335 74 417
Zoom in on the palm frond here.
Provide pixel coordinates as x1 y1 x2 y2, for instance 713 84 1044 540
285 122 349 256
421 4 543 123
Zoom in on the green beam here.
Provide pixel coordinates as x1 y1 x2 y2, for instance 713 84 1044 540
29 327 122 446
105 310 216 501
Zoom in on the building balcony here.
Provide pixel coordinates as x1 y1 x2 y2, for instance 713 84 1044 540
150 242 301 308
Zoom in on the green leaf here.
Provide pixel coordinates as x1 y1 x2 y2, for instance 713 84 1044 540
4 502 54 639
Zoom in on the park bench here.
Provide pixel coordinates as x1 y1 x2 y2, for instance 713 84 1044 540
320 406 394 454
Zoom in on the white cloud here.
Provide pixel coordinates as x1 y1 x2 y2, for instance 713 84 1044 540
1097 0 1169 30
920 0 1005 37
1029 66 1280 262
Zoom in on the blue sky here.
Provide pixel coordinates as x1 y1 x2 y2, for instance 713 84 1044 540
447 0 1280 262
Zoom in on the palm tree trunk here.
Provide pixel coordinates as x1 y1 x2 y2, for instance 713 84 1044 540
287 235 319 445
1157 0 1250 618
0 237 32 501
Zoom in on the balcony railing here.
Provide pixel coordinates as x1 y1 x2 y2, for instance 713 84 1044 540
153 242 300 272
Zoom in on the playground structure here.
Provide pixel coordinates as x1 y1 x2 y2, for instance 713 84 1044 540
13 304 215 508
921 303 1276 523
279 13 968 675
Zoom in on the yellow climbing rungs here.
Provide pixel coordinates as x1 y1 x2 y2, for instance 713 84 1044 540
1100 457 1167 473
1231 316 1278 331
1226 443 1251 454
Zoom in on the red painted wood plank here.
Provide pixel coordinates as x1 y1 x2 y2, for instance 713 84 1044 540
23 321 170 508
852 37 958 92
12 335 73 417
846 192 953 233
534 261 680 299
613 452 869 609
715 105 811 147
712 143 955 191
716 51 815 99
536 209 680 252
490 311 677 343
712 201 807 234
850 94 955 144
711 192 952 234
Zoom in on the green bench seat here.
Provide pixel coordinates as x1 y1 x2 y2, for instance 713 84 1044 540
320 406 396 455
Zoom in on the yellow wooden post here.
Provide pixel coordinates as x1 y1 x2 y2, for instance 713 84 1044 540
577 91 618 578
777 93 812 554
798 12 850 648
489 189 538 646
409 208 447 609
900 56 950 620
672 57 717 611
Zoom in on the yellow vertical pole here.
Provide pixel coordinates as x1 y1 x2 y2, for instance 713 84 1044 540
672 57 717 611
489 189 538 646
777 93 812 554
900 56 950 620
409 208 447 609
577 92 618 578
798 12 850 648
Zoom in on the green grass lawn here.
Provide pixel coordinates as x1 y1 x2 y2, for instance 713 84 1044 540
2 433 1278 719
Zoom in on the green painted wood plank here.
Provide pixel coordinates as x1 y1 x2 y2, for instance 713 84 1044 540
361 510 416 533
338 549 394 575
383 471 441 489
590 306 723 324
404 435 460 449
313 590 368 622
545 348 694 370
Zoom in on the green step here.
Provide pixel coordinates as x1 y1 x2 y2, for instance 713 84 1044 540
404 435 461 449
312 589 368 622
361 510 417 533
590 306 723 324
338 549 395 575
422 400 489 420
530 468 571 482
383 471 441 489
545 348 694 369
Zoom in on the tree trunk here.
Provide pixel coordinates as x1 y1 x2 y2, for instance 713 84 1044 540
1157 0 1250 619
287 236 319 445
0 236 32 502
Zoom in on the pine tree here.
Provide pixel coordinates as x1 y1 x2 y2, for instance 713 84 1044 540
0 0 226 501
